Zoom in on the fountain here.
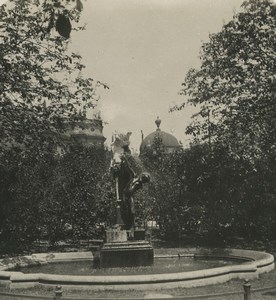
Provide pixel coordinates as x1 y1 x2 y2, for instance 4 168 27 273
100 131 153 267
0 132 274 292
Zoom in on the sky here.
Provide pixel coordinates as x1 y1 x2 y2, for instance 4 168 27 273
68 0 248 151
2 0 246 151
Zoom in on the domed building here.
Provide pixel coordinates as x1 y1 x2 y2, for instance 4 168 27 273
140 117 182 155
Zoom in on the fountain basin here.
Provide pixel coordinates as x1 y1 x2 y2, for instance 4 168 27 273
0 248 274 291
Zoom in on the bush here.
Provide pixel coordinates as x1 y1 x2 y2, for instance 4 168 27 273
0 144 115 251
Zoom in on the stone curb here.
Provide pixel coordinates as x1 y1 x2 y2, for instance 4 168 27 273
0 249 274 290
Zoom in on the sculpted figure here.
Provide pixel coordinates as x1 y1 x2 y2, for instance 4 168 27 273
111 132 150 231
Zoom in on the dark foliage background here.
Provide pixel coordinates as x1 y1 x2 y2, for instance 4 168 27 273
0 145 115 253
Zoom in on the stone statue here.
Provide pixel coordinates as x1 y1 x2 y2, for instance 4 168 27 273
111 132 150 232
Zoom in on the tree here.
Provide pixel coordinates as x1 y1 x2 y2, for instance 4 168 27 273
38 144 114 245
169 0 276 244
0 0 105 164
172 0 275 163
0 143 115 250
139 138 201 241
0 0 113 252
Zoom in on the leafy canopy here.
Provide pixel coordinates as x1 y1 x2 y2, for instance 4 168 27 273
0 0 103 162
172 0 276 162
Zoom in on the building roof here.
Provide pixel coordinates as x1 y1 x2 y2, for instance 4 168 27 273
62 117 106 147
140 117 181 153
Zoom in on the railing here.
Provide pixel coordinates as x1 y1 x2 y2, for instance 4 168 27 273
1 281 276 299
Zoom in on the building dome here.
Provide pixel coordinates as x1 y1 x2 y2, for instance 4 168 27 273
140 117 181 154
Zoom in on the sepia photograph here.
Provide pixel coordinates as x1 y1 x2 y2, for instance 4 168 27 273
0 0 275 299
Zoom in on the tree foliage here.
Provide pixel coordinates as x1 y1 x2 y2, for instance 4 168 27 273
172 0 275 163
140 138 199 241
141 139 276 244
167 1 276 245
39 145 114 245
0 144 115 251
0 0 102 164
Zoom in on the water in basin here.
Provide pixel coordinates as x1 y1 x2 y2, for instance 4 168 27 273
17 257 243 276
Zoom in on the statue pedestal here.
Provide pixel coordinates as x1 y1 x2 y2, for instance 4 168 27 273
106 229 127 243
100 229 153 268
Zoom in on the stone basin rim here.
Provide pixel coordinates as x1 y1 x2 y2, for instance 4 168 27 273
0 248 274 290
